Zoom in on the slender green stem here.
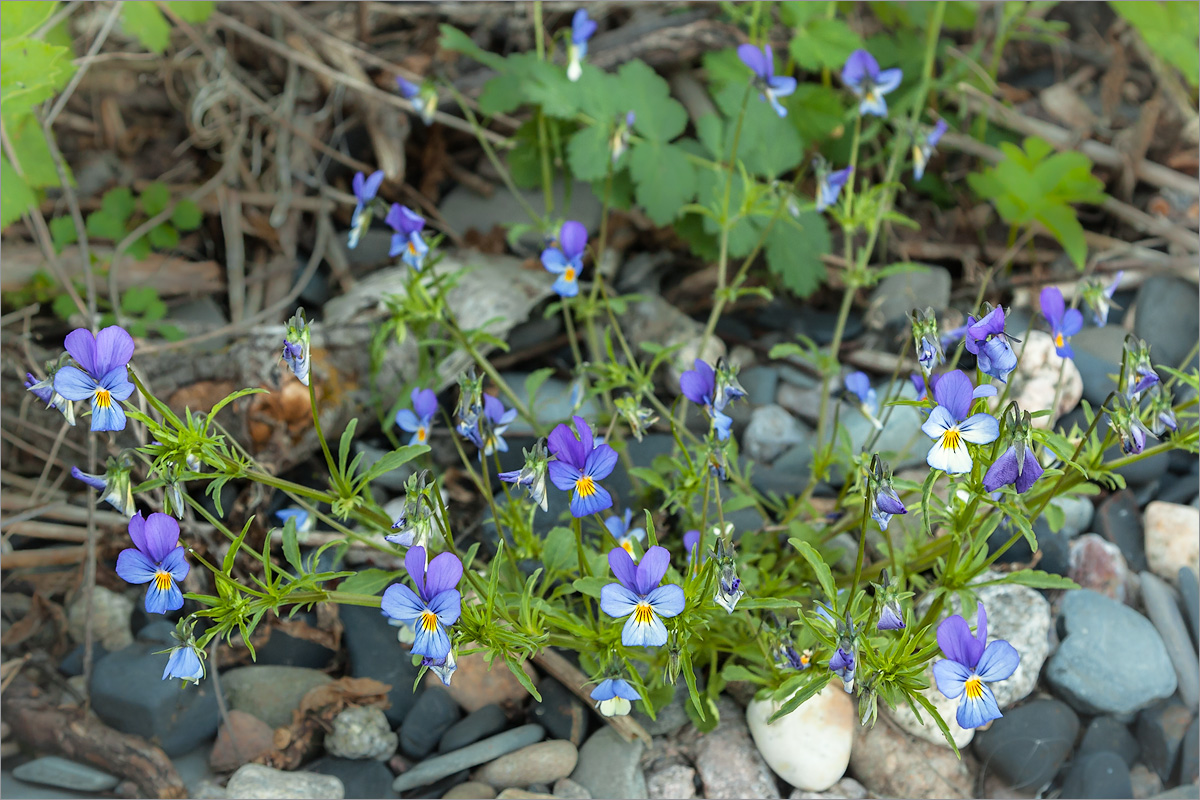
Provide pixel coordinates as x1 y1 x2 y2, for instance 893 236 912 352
445 321 536 429
848 494 870 605
308 380 342 492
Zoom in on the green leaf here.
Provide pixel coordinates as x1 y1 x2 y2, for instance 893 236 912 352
357 444 428 486
48 214 77 251
524 58 579 119
998 570 1080 590
701 47 751 91
171 198 203 230
617 60 687 142
523 368 556 409
101 186 136 222
165 1 214 23
85 210 127 242
225 518 254 573
765 211 830 298
147 222 179 249
438 23 506 70
1 155 35 229
141 181 170 216
541 527 576 574
629 140 696 225
338 568 400 597
739 597 799 610
123 2 171 53
0 37 76 122
1036 204 1088 269
51 292 75 320
8 114 65 188
712 83 804 178
789 84 848 142
122 286 159 314
2 2 57 41
769 671 833 721
790 539 836 605
789 17 864 72
720 663 766 684
505 656 541 702
571 576 609 598
567 124 612 182
1111 1 1199 88
281 517 303 573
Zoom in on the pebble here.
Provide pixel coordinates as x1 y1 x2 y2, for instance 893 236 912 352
746 686 852 791
552 777 591 799
1002 330 1083 428
473 740 578 789
744 405 811 464
686 697 780 799
89 639 219 756
1137 698 1193 783
570 727 647 800
1180 717 1199 785
306 756 397 800
11 757 119 793
1045 590 1177 715
1069 534 1131 602
210 710 276 772
622 293 725 391
340 604 422 726
499 375 601 437
1158 469 1200 507
1131 763 1165 799
739 367 781 406
1140 571 1200 709
830 379 929 481
849 718 974 798
327 705 398 761
1078 716 1140 766
1144 502 1200 583
1071 325 1126 405
495 790 555 799
1151 785 1200 799
632 687 689 737
887 669 974 748
430 653 538 713
646 764 696 800
443 781 497 800
67 586 133 652
787 777 870 799
220 665 332 729
865 266 951 328
1096 490 1148 572
1133 276 1200 370
1060 751 1133 799
393 725 546 794
1180 567 1200 649
254 615 338 669
401 687 463 758
441 704 510 754
527 678 586 746
971 699 1078 791
225 764 344 799
1053 494 1095 538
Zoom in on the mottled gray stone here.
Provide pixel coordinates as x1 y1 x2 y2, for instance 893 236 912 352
393 725 545 794
1140 572 1200 709
11 758 119 793
570 727 647 800
225 764 344 799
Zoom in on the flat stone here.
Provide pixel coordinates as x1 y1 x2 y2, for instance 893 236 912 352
340 604 422 727
686 697 780 799
225 764 344 799
971 699 1078 791
747 685 852 792
646 764 696 800
1131 763 1164 800
570 727 646 800
787 776 870 799
1180 716 1199 786
12 757 119 793
1069 534 1130 602
474 740 578 789
210 709 276 772
865 266 951 328
552 777 591 799
441 704 510 754
850 719 974 798
401 687 462 758
1078 716 1140 766
1096 490 1148 572
622 294 725 393
1151 785 1200 799
427 653 538 714
632 686 689 737
1137 698 1194 783
306 757 397 800
744 404 810 465
1045 590 1177 715
500 375 601 437
1144 502 1200 583
527 678 586 746
220 665 332 729
393 725 546 794
495 790 555 799
439 180 602 256
1054 494 1095 538
739 367 781 406
327 705 398 761
1061 751 1133 799
443 781 497 800
1140 571 1200 709
67 586 133 652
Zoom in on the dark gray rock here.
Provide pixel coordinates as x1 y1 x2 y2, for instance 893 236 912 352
1134 277 1200 371
743 404 810 464
570 727 646 800
400 688 462 758
1039 526 1072 576
440 704 509 753
1096 490 1148 572
738 367 780 406
972 699 1078 790
11 758 119 793
439 180 602 257
527 678 586 746
499 373 601 437
1137 699 1194 783
341 604 422 726
1072 325 1126 406
1151 784 1200 799
1140 572 1200 709
1045 590 1177 715
59 643 108 677
1180 716 1199 786
1159 469 1200 506
865 266 952 328
253 611 336 669
1060 751 1133 799
306 756 396 799
1078 717 1139 766
632 685 689 737
89 639 219 756
1179 567 1199 650
1054 494 1095 539
392 724 545 793
220 665 332 729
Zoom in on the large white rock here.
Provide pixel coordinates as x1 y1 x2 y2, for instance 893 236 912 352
1145 501 1200 583
746 684 854 792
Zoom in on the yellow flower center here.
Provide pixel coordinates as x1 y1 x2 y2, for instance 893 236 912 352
1055 332 1064 348
408 240 418 256
941 427 963 452
420 610 440 633
575 475 596 497
964 675 984 700
94 389 112 409
633 602 654 625
620 539 635 555
153 570 173 592
564 266 577 282
417 426 427 443
800 650 812 667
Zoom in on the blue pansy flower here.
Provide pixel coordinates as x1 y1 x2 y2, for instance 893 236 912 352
547 415 617 517
72 460 136 517
913 119 948 181
423 649 458 686
282 309 311 386
680 359 734 440
921 370 1000 474
933 605 1019 729
349 170 384 250
396 387 438 446
542 221 587 297
25 366 76 426
396 77 437 126
381 546 462 661
816 164 853 212
53 326 135 432
499 439 550 512
842 49 902 117
965 305 1018 383
1040 287 1083 360
829 646 856 692
606 508 647 560
478 394 518 456
566 9 597 82
843 371 882 430
737 43 797 118
275 507 314 534
600 545 685 647
116 512 190 614
590 677 641 717
162 640 205 684
868 456 906 532
385 203 430 271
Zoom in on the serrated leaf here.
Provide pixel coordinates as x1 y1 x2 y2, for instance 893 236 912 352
525 58 579 119
9 114 65 188
789 83 848 142
147 222 179 249
123 2 171 54
85 210 127 241
141 181 170 216
171 198 202 230
101 186 136 222
1 156 35 229
765 211 830 298
617 60 687 142
122 286 159 314
2 2 57 41
789 17 864 72
49 214 77 251
713 83 804 177
0 37 76 122
338 568 401 597
629 140 696 225
567 124 611 182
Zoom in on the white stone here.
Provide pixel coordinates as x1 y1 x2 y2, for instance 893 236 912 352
67 586 133 651
744 405 809 464
225 764 343 799
992 330 1082 428
1144 501 1200 583
746 684 854 792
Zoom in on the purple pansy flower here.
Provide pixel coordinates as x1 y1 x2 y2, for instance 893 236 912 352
910 372 928 402
1040 287 1083 360
385 204 430 271
547 415 617 517
282 309 311 386
499 439 550 512
842 49 902 117
680 359 733 440
829 647 856 692
983 445 1043 494
53 326 135 432
844 371 882 430
913 119 948 181
590 677 641 717
542 221 587 298
817 165 853 212
275 507 314 534
566 9 597 81
599 546 685 647
869 457 906 532
737 43 797 118
115 512 190 614
396 387 438 447
933 605 1020 729
921 370 1000 474
478 394 518 456
380 546 462 660
965 306 1018 383
349 170 384 250
606 508 647 560
25 369 76 426
72 462 136 517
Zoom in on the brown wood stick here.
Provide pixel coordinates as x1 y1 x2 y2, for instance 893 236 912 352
2 521 88 543
0 546 86 570
532 648 651 745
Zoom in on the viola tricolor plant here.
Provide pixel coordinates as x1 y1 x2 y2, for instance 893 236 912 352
737 43 796 118
933 606 1019 728
842 49 902 117
385 204 430 271
381 547 462 660
116 512 190 614
600 546 685 647
547 416 617 517
542 220 588 297
53 326 135 432
396 387 438 446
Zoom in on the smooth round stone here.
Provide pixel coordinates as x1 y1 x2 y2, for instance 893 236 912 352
225 764 344 799
885 667 974 749
743 404 810 464
1144 502 1200 583
326 706 398 761
1060 751 1132 799
443 781 497 800
1000 330 1082 428
746 684 853 792
473 740 578 790
972 699 1079 790
12 757 119 793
